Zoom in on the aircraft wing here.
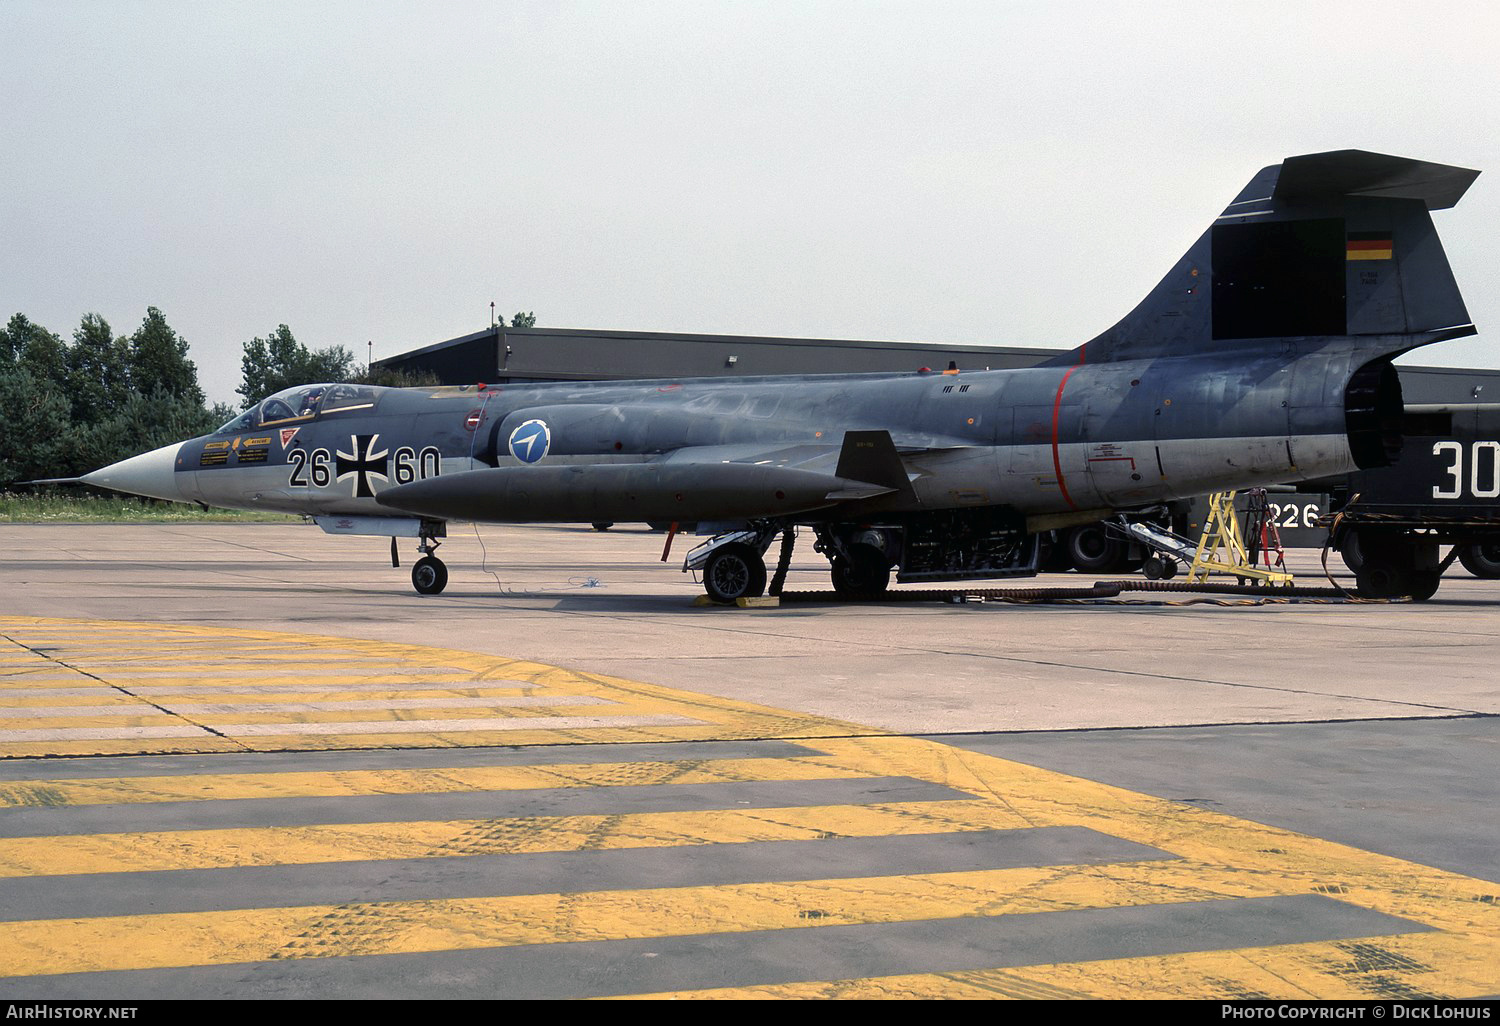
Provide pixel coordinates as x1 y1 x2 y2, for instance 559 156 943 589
376 431 931 523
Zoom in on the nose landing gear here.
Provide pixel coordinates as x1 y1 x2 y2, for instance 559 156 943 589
410 520 449 595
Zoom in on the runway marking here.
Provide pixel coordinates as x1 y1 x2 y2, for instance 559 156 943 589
0 716 706 743
1 618 1497 998
0 682 541 698
0 755 869 809
0 617 868 756
0 863 1329 976
0 695 610 716
0 799 1033 876
630 933 1500 1000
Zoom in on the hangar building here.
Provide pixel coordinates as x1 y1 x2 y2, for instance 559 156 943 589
374 324 1500 402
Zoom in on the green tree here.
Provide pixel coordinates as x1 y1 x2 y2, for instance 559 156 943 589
129 307 204 406
2 313 68 385
0 364 71 487
510 311 536 328
237 325 355 405
67 314 132 423
349 364 443 389
62 391 223 480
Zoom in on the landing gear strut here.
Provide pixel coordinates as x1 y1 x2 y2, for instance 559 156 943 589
411 521 448 595
813 527 894 599
829 544 891 599
684 524 780 603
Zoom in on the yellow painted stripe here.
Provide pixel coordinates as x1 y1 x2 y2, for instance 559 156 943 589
1 696 613 716
0 737 249 758
803 736 1500 936
0 799 1034 877
0 863 1298 977
0 755 869 807
626 932 1500 1000
0 618 878 756
0 715 705 743
0 685 538 699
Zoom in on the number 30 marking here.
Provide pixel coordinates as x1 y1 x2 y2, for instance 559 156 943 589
1432 440 1500 499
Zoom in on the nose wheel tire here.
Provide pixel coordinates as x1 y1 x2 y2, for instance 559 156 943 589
412 555 449 595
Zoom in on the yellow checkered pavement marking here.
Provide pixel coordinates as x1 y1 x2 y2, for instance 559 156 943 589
0 616 866 755
0 618 1496 998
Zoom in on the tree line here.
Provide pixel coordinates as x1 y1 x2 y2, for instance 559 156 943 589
0 307 486 490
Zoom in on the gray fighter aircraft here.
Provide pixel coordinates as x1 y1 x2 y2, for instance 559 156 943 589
83 150 1479 601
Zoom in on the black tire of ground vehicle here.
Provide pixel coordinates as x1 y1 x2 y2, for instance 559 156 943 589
1457 541 1500 579
830 544 892 599
1354 562 1405 599
1143 554 1180 580
1064 524 1127 574
1339 532 1366 574
591 522 614 532
411 556 448 595
1406 571 1442 602
1347 529 1443 599
703 544 767 604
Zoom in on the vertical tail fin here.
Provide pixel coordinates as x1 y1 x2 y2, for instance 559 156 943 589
1049 150 1479 367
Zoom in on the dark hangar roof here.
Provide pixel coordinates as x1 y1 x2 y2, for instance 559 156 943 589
374 325 1059 384
374 325 1500 404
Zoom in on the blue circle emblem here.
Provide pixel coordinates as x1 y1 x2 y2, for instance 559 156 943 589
508 419 551 464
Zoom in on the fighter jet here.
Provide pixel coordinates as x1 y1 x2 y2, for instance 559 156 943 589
82 150 1480 602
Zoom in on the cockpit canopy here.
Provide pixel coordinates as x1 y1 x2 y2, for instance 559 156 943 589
214 383 379 434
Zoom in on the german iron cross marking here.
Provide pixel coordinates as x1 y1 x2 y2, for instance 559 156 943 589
335 434 390 498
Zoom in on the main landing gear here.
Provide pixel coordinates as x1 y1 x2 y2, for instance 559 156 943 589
687 527 778 604
685 522 899 603
702 543 768 604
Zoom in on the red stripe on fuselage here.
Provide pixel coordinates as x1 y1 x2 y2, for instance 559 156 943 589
1051 365 1079 510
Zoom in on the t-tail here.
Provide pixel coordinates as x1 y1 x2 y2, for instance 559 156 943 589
1046 149 1479 471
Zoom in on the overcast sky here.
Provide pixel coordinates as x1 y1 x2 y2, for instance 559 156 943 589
4 1 1499 406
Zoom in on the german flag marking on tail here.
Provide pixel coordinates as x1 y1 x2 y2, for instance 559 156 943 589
1347 232 1394 260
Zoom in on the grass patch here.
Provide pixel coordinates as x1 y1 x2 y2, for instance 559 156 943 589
0 491 301 524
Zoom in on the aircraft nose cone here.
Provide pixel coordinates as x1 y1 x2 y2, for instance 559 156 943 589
81 442 189 502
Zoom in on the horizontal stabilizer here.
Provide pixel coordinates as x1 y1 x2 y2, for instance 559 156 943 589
376 461 894 523
1273 150 1479 210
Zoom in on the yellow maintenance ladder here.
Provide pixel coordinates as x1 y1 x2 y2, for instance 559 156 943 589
1187 489 1295 586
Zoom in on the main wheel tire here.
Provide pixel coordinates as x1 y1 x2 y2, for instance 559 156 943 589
703 544 767 604
591 522 614 532
1037 531 1072 572
412 556 448 595
1458 541 1500 579
1065 524 1125 574
830 544 892 599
